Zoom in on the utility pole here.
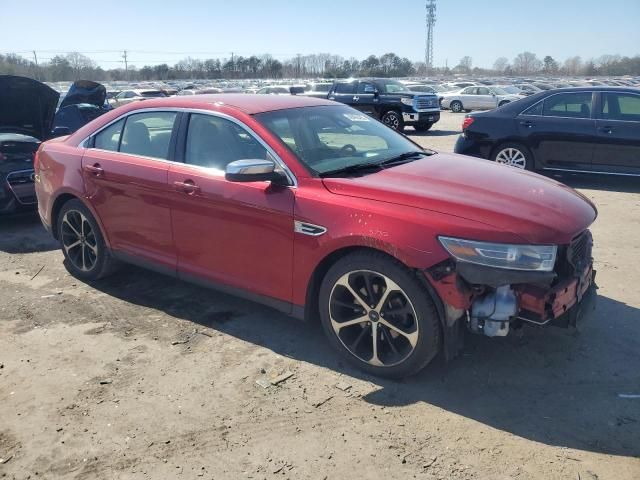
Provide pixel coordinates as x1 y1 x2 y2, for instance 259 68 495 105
32 50 39 80
425 0 437 71
122 50 128 79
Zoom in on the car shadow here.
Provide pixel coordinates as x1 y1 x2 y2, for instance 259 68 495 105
545 172 640 194
90 265 640 458
0 212 59 253
409 129 460 137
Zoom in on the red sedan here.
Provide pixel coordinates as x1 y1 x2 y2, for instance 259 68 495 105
35 95 597 378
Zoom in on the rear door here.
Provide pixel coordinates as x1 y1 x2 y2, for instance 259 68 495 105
459 87 477 108
328 81 357 107
593 91 640 174
82 111 178 269
518 91 597 171
352 81 378 116
167 112 295 303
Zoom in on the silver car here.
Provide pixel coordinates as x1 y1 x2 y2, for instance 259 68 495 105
441 86 525 113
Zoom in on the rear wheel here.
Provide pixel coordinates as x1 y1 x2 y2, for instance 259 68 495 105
319 251 441 378
381 110 404 131
413 122 433 132
450 101 463 113
493 143 533 170
57 199 117 281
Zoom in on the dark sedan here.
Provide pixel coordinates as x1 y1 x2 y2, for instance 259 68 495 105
454 87 640 176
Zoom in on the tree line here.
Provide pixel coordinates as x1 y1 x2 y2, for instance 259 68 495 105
1 50 638 82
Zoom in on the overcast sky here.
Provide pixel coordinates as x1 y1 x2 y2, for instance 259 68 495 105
2 0 639 69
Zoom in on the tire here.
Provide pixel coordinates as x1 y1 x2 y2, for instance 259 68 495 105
413 122 433 132
450 101 463 113
492 142 534 171
498 100 510 107
56 199 118 281
318 251 441 378
381 110 404 131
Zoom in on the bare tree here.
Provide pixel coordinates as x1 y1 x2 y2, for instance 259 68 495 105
513 52 542 75
493 57 509 73
563 56 583 75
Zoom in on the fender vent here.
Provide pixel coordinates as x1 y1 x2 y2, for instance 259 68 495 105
294 221 327 237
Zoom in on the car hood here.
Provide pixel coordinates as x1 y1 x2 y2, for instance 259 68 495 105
59 80 107 109
0 75 59 140
322 153 597 245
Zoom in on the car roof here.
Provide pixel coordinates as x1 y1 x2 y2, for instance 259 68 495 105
119 93 337 114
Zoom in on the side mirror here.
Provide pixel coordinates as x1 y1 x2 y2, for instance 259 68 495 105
225 159 289 185
51 126 72 137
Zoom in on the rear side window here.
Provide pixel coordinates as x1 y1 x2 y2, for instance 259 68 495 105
334 82 357 94
94 118 124 151
357 82 376 94
543 92 593 119
185 114 267 170
521 101 543 116
601 93 640 121
119 112 177 159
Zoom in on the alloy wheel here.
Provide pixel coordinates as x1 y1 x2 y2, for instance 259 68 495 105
329 270 419 367
451 102 462 113
495 147 527 169
383 114 400 130
61 210 99 272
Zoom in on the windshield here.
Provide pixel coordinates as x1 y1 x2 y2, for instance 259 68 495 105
140 91 167 98
255 105 425 175
489 87 510 95
380 80 412 94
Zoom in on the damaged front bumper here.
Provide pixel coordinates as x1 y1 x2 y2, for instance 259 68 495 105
424 232 597 349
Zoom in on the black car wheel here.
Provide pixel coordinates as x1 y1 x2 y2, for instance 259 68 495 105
450 101 463 113
57 199 117 280
493 143 533 170
381 111 404 131
413 123 433 132
319 251 441 378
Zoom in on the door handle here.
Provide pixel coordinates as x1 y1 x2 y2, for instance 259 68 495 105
353 96 360 101
519 121 534 128
599 126 613 134
173 180 200 194
84 163 104 176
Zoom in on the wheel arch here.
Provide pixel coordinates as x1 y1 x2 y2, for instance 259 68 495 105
50 192 110 246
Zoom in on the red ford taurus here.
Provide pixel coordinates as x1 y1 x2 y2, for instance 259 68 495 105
35 94 597 377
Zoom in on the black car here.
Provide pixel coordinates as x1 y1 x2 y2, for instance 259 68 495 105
0 75 59 214
328 78 440 132
454 87 640 176
53 79 112 135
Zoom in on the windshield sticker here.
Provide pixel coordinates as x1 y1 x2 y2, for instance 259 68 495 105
343 113 371 122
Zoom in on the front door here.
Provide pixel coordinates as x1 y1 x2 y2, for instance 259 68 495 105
168 112 295 304
593 91 640 174
82 111 178 268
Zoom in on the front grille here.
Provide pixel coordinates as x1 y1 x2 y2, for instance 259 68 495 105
568 230 593 271
414 96 438 111
6 169 36 205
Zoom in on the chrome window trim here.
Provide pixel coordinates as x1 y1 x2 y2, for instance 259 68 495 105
80 106 298 187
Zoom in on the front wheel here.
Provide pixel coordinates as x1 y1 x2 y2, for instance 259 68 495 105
381 110 404 131
449 101 464 113
319 251 441 378
57 199 118 281
413 122 433 132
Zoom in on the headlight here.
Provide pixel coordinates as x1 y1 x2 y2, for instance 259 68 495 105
438 237 557 272
401 97 414 106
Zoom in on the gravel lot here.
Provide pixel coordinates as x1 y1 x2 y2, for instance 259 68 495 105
1 111 639 479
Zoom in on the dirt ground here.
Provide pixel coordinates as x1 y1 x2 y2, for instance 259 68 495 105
1 111 639 480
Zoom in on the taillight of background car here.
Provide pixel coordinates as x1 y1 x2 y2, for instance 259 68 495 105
462 117 475 131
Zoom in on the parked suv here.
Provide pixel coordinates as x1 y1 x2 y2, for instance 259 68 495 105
328 79 440 132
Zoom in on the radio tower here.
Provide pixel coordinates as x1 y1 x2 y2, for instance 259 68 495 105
425 0 437 71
